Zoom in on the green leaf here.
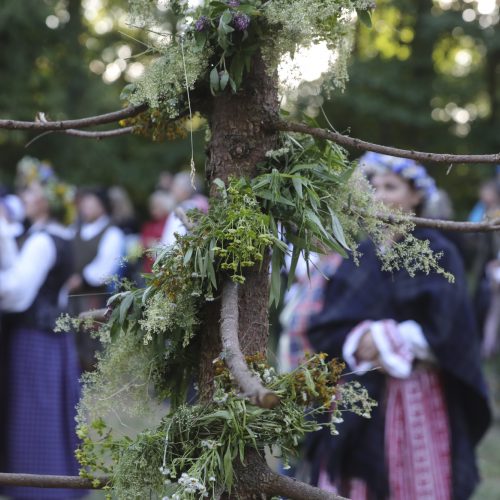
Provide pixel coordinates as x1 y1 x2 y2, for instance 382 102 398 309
213 178 226 190
303 368 318 396
286 232 325 254
291 176 303 199
220 70 230 91
199 410 232 421
224 445 234 491
221 23 235 34
110 319 121 341
142 286 153 303
229 76 237 93
255 190 295 207
221 10 233 24
238 440 245 464
243 54 252 73
196 248 204 277
119 293 134 324
236 4 259 15
119 83 136 101
207 257 218 289
229 56 245 89
183 246 193 266
210 0 230 8
194 30 208 47
287 245 300 288
106 291 124 307
304 208 330 239
356 8 372 28
210 66 220 94
270 245 283 307
329 209 350 250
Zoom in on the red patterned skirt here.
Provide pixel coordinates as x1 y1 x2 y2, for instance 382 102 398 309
319 367 451 500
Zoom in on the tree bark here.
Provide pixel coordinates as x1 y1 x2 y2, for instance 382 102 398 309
232 451 347 500
199 52 279 402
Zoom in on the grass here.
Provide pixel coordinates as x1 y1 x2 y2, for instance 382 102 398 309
472 357 500 500
473 423 500 499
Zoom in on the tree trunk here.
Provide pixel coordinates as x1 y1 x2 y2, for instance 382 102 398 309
198 52 279 404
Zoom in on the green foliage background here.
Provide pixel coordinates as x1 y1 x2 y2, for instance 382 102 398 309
290 0 500 217
0 0 204 210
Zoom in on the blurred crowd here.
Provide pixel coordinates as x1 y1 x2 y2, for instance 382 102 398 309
0 154 499 499
0 158 207 499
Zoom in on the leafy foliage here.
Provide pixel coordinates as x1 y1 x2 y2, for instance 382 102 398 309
70 130 453 497
76 354 376 500
123 0 373 120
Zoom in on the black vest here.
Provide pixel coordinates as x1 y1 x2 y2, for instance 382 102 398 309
73 222 111 274
4 231 73 331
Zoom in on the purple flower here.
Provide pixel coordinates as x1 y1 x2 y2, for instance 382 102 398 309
194 15 210 32
232 12 250 31
227 0 240 6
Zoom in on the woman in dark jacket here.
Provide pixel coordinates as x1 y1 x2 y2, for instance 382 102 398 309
305 153 491 500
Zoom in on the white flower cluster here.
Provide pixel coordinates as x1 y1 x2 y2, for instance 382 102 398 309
213 388 228 404
262 367 277 384
200 439 219 449
161 473 209 499
178 473 208 496
265 146 291 159
159 465 177 485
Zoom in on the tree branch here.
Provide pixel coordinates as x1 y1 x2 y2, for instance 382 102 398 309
273 120 500 164
78 308 110 322
61 126 134 138
234 449 346 500
174 207 195 231
0 104 147 131
220 280 280 409
0 473 108 489
263 471 345 500
395 214 500 232
348 204 500 232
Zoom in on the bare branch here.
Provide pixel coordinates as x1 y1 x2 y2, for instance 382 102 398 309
79 308 110 322
0 104 147 131
0 468 344 500
62 126 134 139
398 214 500 233
348 204 500 233
220 279 280 409
273 120 500 164
0 473 108 490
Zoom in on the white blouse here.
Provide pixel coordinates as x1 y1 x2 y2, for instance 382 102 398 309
76 216 124 287
0 222 70 313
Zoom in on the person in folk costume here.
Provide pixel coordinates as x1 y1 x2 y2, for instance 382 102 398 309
66 187 125 371
304 153 491 500
0 158 83 500
161 172 209 246
141 190 175 274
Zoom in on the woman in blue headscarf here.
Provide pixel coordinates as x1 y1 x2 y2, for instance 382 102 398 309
305 153 491 500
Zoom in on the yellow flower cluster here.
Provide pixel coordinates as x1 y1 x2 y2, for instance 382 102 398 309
122 110 191 142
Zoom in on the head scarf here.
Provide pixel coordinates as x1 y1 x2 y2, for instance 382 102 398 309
358 152 437 201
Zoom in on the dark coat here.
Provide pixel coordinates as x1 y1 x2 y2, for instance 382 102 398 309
306 229 491 500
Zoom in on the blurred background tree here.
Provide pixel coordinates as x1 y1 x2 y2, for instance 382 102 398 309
286 0 500 217
0 0 203 212
1 0 499 215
